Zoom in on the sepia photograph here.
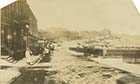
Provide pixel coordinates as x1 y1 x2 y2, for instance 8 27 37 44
0 0 140 84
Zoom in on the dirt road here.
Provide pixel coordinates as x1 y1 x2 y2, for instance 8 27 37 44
11 41 139 84
44 42 130 84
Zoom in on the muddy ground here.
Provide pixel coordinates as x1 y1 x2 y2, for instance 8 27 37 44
11 42 140 84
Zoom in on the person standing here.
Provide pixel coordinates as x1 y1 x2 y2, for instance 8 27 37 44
42 46 51 62
25 47 32 64
103 45 107 57
38 45 44 55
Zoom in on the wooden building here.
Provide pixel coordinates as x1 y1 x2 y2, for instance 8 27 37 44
95 47 140 63
1 0 39 60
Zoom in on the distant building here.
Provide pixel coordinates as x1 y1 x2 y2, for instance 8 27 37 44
1 0 39 60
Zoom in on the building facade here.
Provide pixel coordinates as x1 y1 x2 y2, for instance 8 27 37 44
1 0 39 60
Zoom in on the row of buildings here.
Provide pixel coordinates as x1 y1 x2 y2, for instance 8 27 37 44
73 35 140 63
1 0 39 60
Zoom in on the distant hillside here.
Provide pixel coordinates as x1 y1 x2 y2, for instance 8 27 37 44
39 27 140 47
39 27 113 41
39 27 81 41
116 34 140 47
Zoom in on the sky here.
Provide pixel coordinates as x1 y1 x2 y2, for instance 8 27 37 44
27 0 140 35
